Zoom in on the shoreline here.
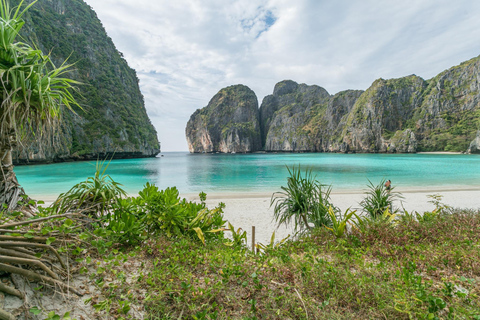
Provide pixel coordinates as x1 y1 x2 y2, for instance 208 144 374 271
416 151 465 155
32 185 480 204
182 185 480 201
31 188 480 244
202 189 480 244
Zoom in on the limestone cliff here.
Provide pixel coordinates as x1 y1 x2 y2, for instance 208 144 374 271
186 54 480 154
467 131 480 154
306 89 364 152
12 0 160 164
342 75 426 153
412 56 480 151
260 80 331 151
186 85 261 153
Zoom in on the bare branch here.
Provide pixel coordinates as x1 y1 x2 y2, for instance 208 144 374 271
0 281 23 299
0 307 16 320
0 235 55 243
0 212 82 229
0 247 44 261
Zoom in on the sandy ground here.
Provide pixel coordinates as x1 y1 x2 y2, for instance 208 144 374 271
190 188 480 245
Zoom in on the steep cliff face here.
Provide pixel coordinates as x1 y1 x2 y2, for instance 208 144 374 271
186 55 480 154
342 75 426 153
413 56 480 151
12 0 160 164
261 80 331 151
185 85 261 153
341 56 480 153
468 131 480 154
309 89 364 152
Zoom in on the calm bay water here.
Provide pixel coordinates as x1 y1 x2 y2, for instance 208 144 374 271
15 152 480 198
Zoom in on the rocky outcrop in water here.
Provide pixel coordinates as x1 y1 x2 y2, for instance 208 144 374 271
186 85 261 153
12 0 160 164
186 55 480 153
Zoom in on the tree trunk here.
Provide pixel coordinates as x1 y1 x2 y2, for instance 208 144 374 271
0 145 27 212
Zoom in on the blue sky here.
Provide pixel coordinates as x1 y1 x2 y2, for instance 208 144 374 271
84 0 480 151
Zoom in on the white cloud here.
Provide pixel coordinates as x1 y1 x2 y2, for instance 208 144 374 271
84 0 480 151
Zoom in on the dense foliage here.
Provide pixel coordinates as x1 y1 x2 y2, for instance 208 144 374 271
84 204 480 319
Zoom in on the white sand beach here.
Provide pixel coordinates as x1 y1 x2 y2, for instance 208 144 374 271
37 187 480 245
195 188 480 245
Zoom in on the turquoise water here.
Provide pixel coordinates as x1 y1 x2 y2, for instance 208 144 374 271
14 152 480 198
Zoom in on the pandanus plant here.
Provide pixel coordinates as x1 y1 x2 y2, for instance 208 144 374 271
271 166 335 233
0 0 78 212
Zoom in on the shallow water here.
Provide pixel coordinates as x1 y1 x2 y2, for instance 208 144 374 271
15 152 480 198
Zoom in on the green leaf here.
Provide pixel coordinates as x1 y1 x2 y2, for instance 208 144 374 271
29 306 42 315
46 237 56 245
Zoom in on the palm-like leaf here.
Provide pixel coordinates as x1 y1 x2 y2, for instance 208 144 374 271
52 159 127 216
0 0 79 144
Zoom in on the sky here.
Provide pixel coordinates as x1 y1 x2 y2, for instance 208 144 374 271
83 0 480 152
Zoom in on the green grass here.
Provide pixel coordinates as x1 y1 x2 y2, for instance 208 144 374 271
83 207 480 319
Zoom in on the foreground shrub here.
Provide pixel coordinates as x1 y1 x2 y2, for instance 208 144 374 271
132 209 480 319
271 166 335 232
104 183 226 246
360 179 403 219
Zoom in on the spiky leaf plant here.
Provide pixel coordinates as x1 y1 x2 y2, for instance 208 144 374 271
52 159 126 217
271 166 336 233
360 179 403 219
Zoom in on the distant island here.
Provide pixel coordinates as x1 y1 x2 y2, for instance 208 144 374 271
13 0 160 164
186 55 480 154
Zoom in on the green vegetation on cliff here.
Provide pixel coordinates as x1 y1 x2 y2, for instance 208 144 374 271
186 84 261 153
13 0 159 162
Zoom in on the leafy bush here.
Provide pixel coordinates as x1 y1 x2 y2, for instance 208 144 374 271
106 198 146 246
351 208 397 233
224 222 248 248
271 166 335 232
256 231 290 254
103 183 226 246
